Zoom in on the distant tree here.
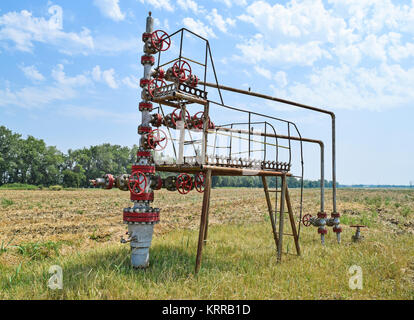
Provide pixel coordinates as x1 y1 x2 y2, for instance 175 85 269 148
0 126 336 189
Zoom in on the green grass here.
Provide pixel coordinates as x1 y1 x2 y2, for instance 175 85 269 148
48 185 63 191
1 223 413 300
16 241 63 261
1 198 15 208
0 183 39 190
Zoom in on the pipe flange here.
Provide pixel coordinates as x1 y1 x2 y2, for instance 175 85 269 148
141 55 155 66
318 228 328 234
131 165 155 174
123 208 160 223
142 32 151 42
138 125 152 134
140 78 150 88
317 211 327 219
130 191 154 202
139 102 153 112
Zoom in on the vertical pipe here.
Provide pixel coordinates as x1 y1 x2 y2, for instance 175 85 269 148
248 112 251 159
202 102 210 165
263 123 267 163
320 142 325 213
129 12 157 269
332 115 337 212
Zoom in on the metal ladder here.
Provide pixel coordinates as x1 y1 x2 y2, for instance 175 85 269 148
262 175 301 262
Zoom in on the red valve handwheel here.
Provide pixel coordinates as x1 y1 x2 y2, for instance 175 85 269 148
176 173 193 195
194 172 205 193
192 111 213 130
128 171 147 196
157 68 165 79
171 108 191 127
151 30 171 52
172 60 192 82
302 214 312 227
147 129 168 151
148 78 167 98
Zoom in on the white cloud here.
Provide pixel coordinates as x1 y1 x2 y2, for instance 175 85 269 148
236 34 330 66
0 84 76 109
139 0 174 12
206 8 236 33
182 18 216 39
254 67 288 87
254 66 271 79
52 64 91 87
234 0 414 111
0 6 94 54
274 71 288 88
215 0 247 7
122 75 140 89
1 64 121 109
59 106 137 124
102 69 118 89
93 0 125 21
273 64 414 111
92 65 119 89
19 65 45 82
177 0 205 15
238 0 351 43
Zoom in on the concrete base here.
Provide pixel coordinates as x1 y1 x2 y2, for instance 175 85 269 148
128 223 155 268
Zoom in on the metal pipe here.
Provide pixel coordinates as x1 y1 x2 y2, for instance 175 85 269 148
213 126 325 213
200 81 336 213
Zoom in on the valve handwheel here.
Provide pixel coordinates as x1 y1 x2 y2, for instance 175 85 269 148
172 60 192 82
147 129 168 151
151 30 171 52
128 171 147 196
171 108 191 127
176 173 193 194
302 214 312 227
194 172 205 193
192 111 213 130
148 78 167 98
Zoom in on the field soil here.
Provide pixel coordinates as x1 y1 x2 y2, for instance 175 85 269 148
0 188 413 299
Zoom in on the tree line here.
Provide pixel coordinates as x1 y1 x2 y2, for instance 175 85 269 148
0 126 336 189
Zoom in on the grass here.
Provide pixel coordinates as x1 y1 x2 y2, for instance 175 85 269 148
0 223 413 299
1 198 14 208
0 188 413 299
16 241 63 260
0 183 39 190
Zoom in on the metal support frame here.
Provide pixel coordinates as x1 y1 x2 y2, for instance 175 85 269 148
195 169 212 274
93 13 340 274
200 81 337 213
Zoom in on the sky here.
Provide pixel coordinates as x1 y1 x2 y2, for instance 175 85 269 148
0 0 414 185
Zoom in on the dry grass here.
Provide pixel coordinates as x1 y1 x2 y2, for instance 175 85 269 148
0 188 413 299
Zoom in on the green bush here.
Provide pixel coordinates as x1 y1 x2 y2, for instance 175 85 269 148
0 183 39 190
48 185 63 191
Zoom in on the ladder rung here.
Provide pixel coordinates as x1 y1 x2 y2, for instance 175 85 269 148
282 233 294 237
267 190 280 193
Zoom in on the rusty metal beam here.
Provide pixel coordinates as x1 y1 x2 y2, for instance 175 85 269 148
195 169 212 274
201 81 337 213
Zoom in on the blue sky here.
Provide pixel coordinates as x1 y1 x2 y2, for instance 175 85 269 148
0 0 414 185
